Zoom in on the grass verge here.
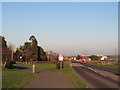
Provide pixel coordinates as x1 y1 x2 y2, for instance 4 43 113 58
89 62 119 70
2 67 36 88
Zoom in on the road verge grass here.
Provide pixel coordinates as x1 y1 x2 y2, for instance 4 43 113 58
89 62 119 70
59 62 88 88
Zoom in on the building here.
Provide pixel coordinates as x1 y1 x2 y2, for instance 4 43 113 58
96 54 108 60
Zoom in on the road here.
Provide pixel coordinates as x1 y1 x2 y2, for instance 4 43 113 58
72 63 119 88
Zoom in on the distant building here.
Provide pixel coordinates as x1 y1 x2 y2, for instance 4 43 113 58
100 56 108 60
95 54 108 60
73 57 76 60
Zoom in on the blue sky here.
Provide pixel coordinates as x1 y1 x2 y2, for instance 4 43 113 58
2 2 118 56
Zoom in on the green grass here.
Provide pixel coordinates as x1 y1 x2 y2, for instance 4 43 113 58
110 61 119 64
2 67 36 88
23 62 88 88
89 62 119 70
59 62 88 88
24 63 56 72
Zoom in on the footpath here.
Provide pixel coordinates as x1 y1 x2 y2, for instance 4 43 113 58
25 72 74 88
15 64 74 88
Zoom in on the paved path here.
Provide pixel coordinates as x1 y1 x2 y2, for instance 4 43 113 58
24 72 74 88
15 63 74 88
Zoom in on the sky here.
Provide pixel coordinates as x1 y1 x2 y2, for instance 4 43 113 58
2 2 118 56
1 0 119 2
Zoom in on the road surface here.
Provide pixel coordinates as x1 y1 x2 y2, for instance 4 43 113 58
72 63 119 88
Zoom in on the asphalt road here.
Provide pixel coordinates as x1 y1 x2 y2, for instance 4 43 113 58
72 63 119 88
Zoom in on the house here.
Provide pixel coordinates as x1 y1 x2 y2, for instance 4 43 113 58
96 54 108 60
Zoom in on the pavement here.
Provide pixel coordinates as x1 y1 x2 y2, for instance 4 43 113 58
15 64 74 88
24 72 74 88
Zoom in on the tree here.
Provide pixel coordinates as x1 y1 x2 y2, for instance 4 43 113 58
14 50 20 61
15 35 47 62
46 51 59 61
29 35 38 61
29 35 38 46
88 55 101 60
38 46 47 61
76 55 81 60
1 36 14 68
14 48 24 61
0 36 7 48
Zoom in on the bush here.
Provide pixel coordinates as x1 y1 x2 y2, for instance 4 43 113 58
5 61 16 69
76 55 81 60
88 55 101 60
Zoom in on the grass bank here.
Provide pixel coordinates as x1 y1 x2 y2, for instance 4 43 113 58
2 68 36 88
89 61 119 70
24 61 88 88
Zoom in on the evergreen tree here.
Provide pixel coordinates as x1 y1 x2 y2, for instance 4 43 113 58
16 35 47 62
76 55 81 60
0 36 7 48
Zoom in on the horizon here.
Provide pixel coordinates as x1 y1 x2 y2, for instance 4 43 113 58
2 2 118 56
